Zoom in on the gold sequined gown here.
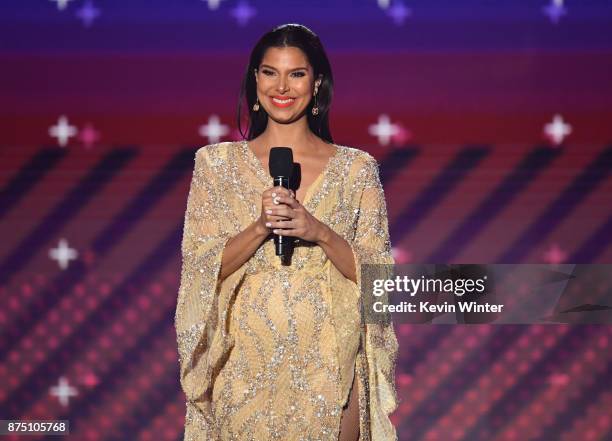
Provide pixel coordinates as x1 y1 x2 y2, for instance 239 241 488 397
174 140 399 440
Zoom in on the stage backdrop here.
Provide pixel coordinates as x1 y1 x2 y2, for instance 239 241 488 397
1 1 611 440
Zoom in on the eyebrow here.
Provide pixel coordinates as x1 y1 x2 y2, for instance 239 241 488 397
260 64 309 71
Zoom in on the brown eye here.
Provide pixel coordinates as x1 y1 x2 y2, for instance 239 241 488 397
262 69 274 76
291 71 306 78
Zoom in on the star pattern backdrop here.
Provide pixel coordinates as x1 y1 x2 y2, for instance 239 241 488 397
1 1 612 440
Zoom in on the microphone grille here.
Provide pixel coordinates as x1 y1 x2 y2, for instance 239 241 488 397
269 147 293 177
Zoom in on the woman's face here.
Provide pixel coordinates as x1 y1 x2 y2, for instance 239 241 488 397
255 46 321 124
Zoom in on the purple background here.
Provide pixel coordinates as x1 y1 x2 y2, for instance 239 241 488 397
1 1 611 440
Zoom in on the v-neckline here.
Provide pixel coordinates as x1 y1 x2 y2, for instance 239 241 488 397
241 139 340 209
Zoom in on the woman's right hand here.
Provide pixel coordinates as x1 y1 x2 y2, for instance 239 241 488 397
256 186 295 234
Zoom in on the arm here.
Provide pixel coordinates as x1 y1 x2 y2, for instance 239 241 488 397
219 185 296 281
175 147 255 406
266 154 394 281
219 220 269 282
314 153 400 440
265 196 359 282
318 153 395 284
175 148 228 405
318 154 400 440
316 224 357 283
345 154 399 441
348 153 395 272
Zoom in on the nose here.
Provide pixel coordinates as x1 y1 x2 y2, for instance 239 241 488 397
277 76 288 94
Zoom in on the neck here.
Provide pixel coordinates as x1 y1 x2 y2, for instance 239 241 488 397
257 115 320 153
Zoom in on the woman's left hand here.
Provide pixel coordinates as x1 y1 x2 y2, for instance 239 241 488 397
264 194 328 243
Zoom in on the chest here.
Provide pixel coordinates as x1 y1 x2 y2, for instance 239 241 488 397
218 145 362 240
253 153 333 204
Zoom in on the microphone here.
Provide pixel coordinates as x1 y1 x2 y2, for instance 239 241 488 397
269 147 294 257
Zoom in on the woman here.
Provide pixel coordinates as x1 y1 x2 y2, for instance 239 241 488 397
174 23 399 441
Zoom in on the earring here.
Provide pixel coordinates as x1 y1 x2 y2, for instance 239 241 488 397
311 91 319 116
252 97 260 112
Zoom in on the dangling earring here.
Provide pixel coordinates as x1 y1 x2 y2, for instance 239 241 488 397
252 97 260 112
311 90 319 116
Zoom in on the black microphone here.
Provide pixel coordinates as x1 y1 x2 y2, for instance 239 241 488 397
269 147 293 257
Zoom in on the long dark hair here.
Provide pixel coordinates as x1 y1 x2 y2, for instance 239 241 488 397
237 23 334 143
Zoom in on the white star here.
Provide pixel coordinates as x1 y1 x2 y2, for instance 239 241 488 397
49 238 78 270
198 115 230 144
50 377 78 407
368 114 400 146
377 0 391 10
387 1 412 25
543 114 572 146
203 0 225 10
49 0 75 11
49 115 78 147
231 1 257 26
76 0 101 27
543 0 567 24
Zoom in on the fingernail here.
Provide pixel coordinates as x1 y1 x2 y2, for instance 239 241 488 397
265 209 272 214
265 222 271 227
272 192 276 197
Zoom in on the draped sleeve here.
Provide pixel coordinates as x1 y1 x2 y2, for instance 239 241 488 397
174 145 247 439
349 153 400 441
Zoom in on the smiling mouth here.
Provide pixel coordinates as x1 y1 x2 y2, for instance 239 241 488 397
271 96 296 107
